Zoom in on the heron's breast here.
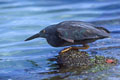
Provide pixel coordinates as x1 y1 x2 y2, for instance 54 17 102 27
46 35 65 47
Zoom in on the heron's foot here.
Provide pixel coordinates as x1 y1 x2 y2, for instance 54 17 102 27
60 47 77 54
59 44 89 54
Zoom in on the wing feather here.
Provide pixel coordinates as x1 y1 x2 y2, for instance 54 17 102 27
57 24 108 42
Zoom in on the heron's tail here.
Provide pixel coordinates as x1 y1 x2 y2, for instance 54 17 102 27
25 33 40 41
96 27 110 33
97 27 120 34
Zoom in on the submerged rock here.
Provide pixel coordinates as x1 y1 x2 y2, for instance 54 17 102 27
39 50 117 80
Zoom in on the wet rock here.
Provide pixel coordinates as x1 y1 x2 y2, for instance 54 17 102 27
57 49 117 69
57 50 92 68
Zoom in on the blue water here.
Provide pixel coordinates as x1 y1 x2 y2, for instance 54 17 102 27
0 0 120 80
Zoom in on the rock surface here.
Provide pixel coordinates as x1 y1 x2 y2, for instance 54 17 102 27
57 49 117 69
57 50 91 68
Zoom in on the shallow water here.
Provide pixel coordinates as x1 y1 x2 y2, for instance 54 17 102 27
0 0 120 80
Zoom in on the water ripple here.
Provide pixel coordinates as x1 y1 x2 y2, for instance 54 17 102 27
0 0 120 79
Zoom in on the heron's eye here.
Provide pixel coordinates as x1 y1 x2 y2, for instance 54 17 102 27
42 30 46 33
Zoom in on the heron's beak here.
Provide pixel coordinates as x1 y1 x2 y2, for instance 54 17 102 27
25 33 40 41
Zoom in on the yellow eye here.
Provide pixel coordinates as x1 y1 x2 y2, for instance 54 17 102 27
42 30 46 33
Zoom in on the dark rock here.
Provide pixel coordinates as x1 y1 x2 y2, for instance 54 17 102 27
57 49 117 69
57 50 92 68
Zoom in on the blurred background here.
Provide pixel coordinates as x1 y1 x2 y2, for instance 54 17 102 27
0 0 120 80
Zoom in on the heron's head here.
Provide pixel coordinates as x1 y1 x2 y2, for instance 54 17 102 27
39 29 49 38
25 25 56 41
24 29 48 41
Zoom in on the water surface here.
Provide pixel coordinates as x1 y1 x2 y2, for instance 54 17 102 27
0 0 120 80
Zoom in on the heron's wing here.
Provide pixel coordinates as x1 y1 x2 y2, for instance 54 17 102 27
57 26 108 42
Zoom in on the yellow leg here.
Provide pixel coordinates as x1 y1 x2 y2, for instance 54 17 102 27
60 44 89 54
60 47 73 53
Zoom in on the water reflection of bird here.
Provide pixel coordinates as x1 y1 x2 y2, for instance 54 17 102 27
25 21 110 54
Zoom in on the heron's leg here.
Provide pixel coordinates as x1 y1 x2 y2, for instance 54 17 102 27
60 44 89 54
